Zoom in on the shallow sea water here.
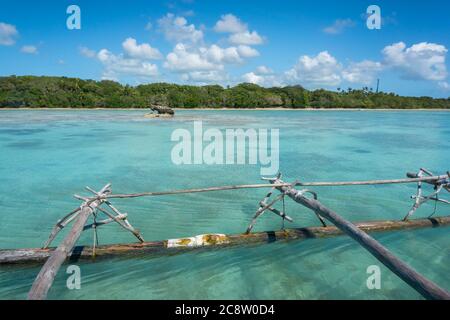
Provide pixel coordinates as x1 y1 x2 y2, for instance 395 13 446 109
0 109 448 299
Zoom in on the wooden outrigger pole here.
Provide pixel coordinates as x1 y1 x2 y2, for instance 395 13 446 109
27 184 112 300
19 169 450 300
1 215 449 265
269 175 450 300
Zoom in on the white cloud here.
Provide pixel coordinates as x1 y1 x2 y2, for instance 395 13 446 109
236 45 259 58
255 66 273 75
122 37 162 60
205 44 241 64
154 13 264 83
438 81 450 91
213 14 264 46
164 43 221 72
163 43 231 84
342 60 383 84
20 45 38 54
80 46 96 58
242 72 280 87
242 72 264 84
164 40 260 83
250 43 447 89
158 13 203 43
201 44 259 65
323 19 355 34
279 41 447 89
0 22 18 46
85 38 161 81
382 42 448 81
246 55 384 88
285 51 342 87
164 43 259 76
214 14 247 33
242 65 281 87
229 31 263 46
181 70 228 83
97 49 159 79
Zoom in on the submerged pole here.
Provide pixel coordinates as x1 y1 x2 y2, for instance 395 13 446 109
1 215 449 265
27 184 111 300
273 179 450 300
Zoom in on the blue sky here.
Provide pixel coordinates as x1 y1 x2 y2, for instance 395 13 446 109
1 0 449 97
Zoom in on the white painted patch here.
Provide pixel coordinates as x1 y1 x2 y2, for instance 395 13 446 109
167 237 195 248
166 234 229 248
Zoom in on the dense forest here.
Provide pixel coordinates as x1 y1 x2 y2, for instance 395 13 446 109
0 75 449 109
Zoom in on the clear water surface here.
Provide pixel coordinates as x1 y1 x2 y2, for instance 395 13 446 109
0 109 448 299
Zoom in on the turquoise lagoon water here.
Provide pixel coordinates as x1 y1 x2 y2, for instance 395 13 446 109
0 109 448 299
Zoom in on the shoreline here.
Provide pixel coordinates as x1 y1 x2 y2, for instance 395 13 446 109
0 107 449 111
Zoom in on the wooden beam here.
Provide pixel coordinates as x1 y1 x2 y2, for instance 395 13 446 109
101 174 450 200
53 174 446 203
272 179 450 300
1 215 448 265
27 184 111 300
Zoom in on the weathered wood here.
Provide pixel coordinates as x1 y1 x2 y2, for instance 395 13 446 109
82 174 448 201
404 170 426 221
27 184 111 300
273 179 450 300
1 215 448 265
246 193 286 234
85 186 144 242
42 207 81 249
294 174 449 187
83 213 128 230
96 207 144 242
408 171 450 193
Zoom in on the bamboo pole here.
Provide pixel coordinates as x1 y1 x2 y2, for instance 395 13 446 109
27 184 111 300
294 174 449 187
2 215 449 265
272 178 450 300
98 174 449 201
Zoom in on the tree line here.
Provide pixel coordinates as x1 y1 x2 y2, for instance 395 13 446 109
0 75 449 109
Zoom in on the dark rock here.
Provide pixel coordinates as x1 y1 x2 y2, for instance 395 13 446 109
150 105 175 115
144 104 175 118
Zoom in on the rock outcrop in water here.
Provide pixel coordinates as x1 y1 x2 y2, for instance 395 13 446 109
144 105 175 118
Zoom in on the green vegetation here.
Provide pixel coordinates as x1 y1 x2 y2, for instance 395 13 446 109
1 75 449 109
